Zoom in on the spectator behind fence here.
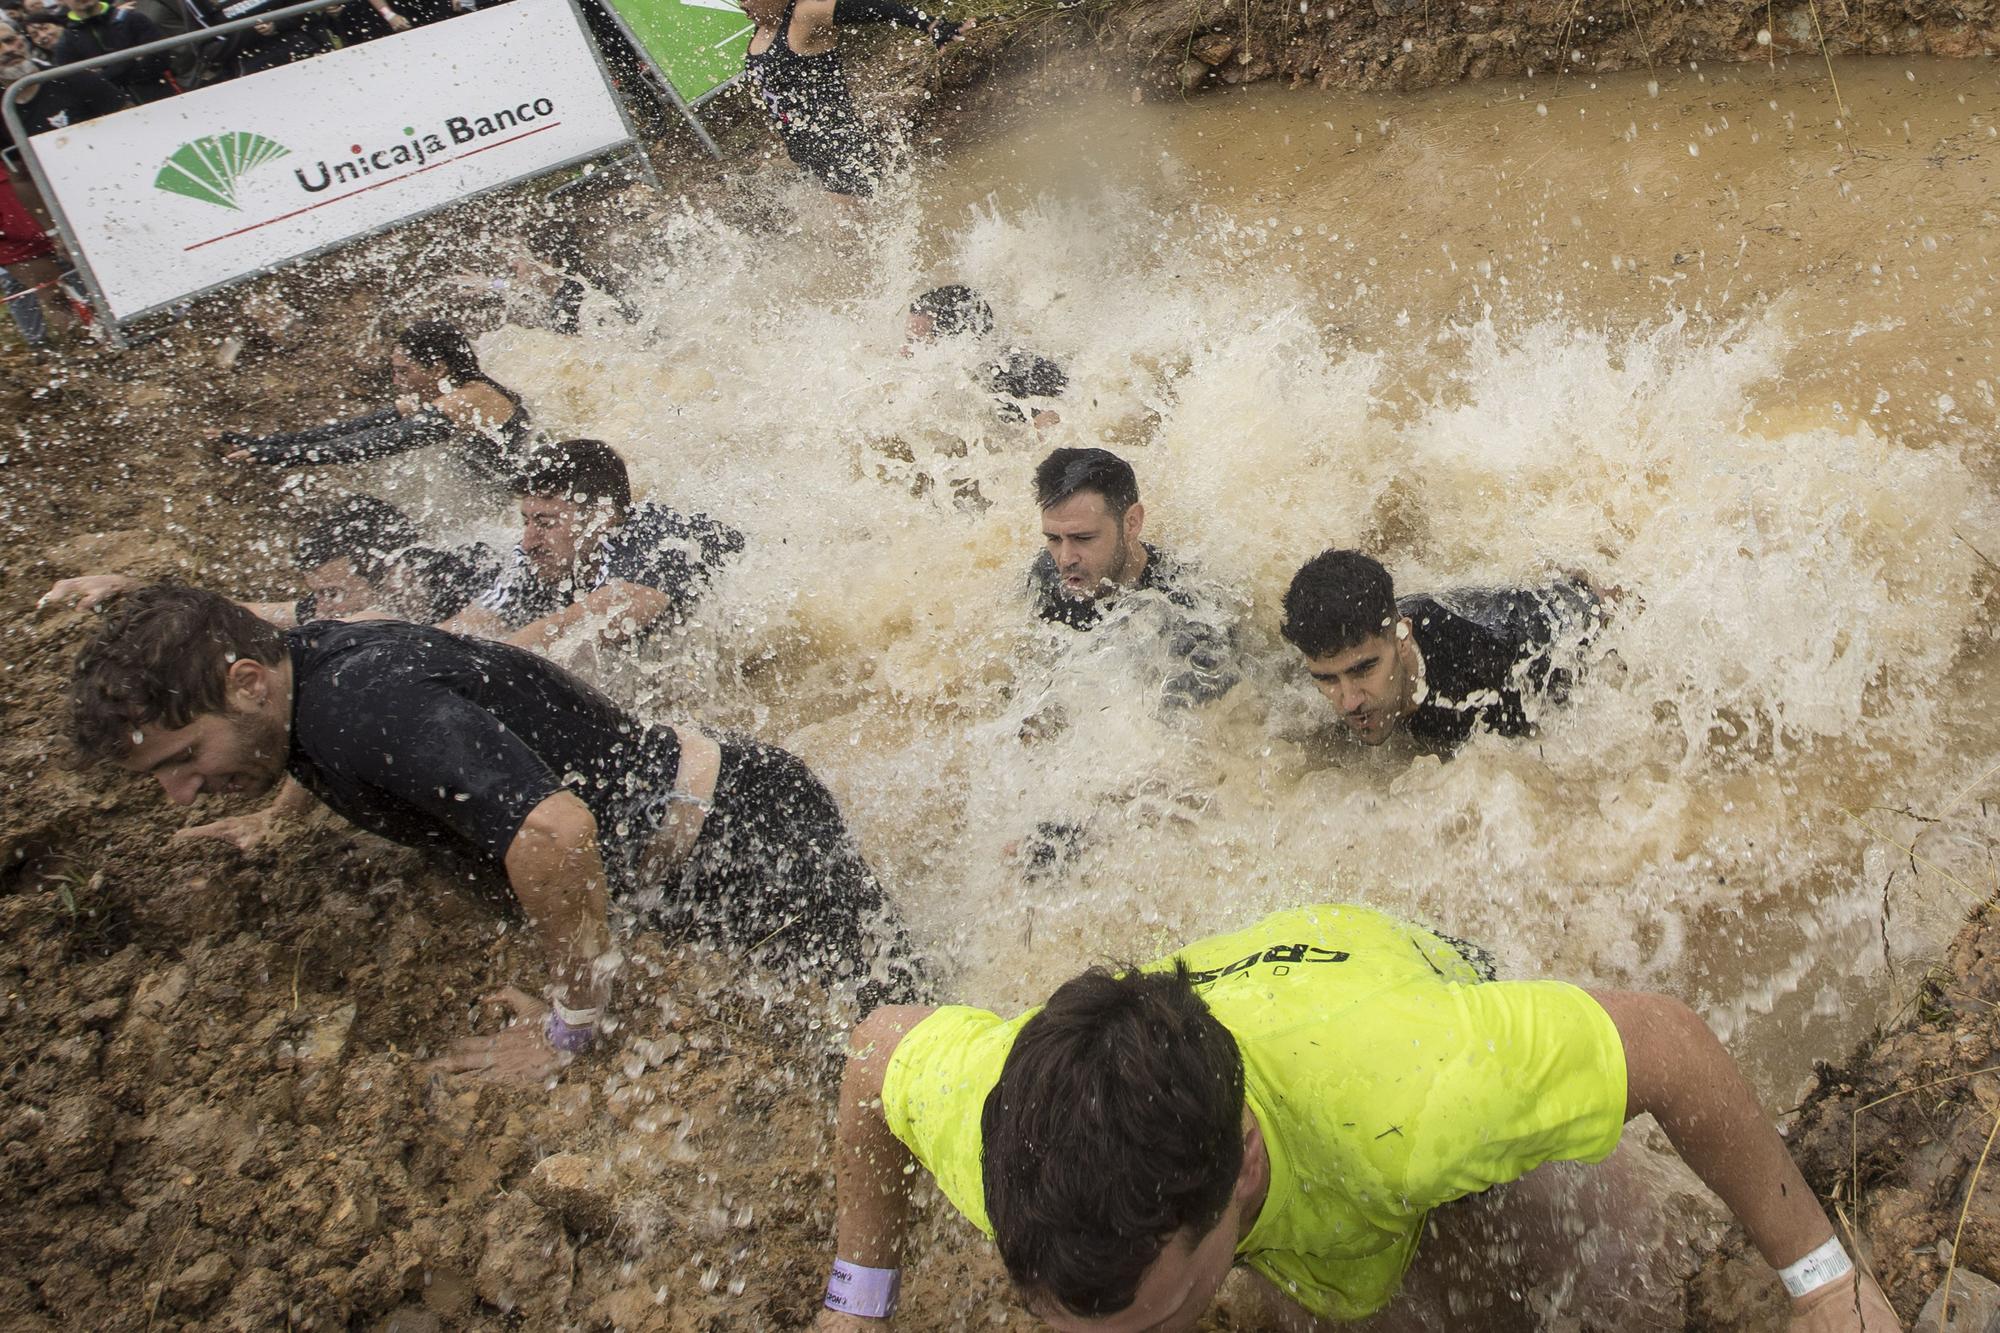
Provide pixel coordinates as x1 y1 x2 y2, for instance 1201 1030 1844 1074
20 10 60 54
188 0 329 78
53 0 172 102
0 18 130 145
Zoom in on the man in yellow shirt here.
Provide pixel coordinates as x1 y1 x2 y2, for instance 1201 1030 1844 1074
812 904 1899 1331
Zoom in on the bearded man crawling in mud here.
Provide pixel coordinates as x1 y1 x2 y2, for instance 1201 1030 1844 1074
66 584 922 1081
816 905 1901 1332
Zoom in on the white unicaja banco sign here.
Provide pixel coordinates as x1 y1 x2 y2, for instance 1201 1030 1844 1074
27 0 632 322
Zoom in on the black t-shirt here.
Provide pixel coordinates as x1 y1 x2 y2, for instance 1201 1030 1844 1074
1399 582 1600 752
11 69 129 143
473 502 745 633
987 348 1068 422
1027 542 1237 705
284 620 681 890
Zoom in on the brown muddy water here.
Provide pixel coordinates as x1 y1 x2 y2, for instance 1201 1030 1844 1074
326 52 2000 1326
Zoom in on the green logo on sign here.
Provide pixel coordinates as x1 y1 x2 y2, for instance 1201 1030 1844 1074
154 132 292 211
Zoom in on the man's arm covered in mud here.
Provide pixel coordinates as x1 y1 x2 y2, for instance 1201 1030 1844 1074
814 1005 936 1331
1587 991 1899 1332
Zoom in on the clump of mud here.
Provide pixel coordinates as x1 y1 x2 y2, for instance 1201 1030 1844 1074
1691 897 2000 1330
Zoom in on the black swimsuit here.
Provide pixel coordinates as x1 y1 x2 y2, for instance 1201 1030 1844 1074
744 0 882 196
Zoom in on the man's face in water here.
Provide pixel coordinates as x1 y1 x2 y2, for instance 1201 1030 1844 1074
1305 623 1419 745
115 663 292 806
518 494 617 583
1042 491 1144 602
306 556 380 617
1030 1219 1240 1333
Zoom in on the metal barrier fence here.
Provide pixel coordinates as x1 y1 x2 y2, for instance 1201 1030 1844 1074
4 0 649 332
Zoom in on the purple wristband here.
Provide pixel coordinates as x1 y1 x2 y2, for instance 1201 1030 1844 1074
543 1011 596 1054
825 1258 901 1319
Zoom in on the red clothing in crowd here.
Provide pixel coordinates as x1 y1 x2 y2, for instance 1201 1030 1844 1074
0 178 54 267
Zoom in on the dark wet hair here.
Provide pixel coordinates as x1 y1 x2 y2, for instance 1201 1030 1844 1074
293 494 419 578
981 961 1244 1318
70 583 288 763
512 438 631 515
389 545 484 622
1033 447 1139 517
1280 548 1398 658
910 284 994 338
395 320 487 385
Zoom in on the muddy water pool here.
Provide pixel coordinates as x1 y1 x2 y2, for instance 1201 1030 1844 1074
387 57 2000 1106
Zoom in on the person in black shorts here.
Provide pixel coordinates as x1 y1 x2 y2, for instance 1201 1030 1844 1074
68 585 924 1081
1280 548 1609 755
447 439 744 652
905 284 1068 428
218 321 534 485
41 494 499 627
740 0 969 199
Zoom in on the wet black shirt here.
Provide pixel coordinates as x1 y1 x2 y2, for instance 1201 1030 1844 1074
473 502 745 633
987 348 1068 422
1027 542 1237 705
284 620 680 889
1399 581 1601 753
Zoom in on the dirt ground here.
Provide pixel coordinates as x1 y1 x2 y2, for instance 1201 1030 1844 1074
4 2 2000 1329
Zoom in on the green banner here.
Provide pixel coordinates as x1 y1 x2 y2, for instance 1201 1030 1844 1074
600 0 754 105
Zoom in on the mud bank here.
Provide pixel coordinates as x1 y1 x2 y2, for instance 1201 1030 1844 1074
1692 893 2000 1330
954 0 2000 103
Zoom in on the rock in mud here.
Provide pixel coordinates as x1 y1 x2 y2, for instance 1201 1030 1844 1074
164 1250 234 1313
1918 1268 2000 1332
526 1151 618 1237
474 1193 572 1317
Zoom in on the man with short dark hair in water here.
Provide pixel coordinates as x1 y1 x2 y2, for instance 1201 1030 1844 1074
905 284 1068 428
445 438 744 652
68 585 923 1080
1281 548 1605 755
813 903 1898 1331
1028 447 1234 708
43 494 499 628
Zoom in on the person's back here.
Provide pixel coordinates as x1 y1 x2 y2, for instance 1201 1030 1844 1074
53 1 169 100
286 618 679 884
1397 581 1600 752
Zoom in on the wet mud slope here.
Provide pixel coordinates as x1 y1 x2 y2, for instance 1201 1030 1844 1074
1692 895 2000 1331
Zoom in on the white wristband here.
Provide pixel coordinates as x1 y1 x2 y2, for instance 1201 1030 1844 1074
1779 1235 1854 1299
552 997 601 1027
825 1258 900 1319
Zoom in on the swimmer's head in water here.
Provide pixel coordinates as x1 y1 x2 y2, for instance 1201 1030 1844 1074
1036 447 1147 601
512 438 630 580
293 494 420 615
392 319 485 394
69 583 294 802
906 284 995 345
1283 549 1420 745
983 962 1256 1332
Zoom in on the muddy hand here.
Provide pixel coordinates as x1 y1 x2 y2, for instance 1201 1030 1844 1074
40 574 139 612
1787 1269 1902 1332
429 987 564 1084
175 810 282 854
